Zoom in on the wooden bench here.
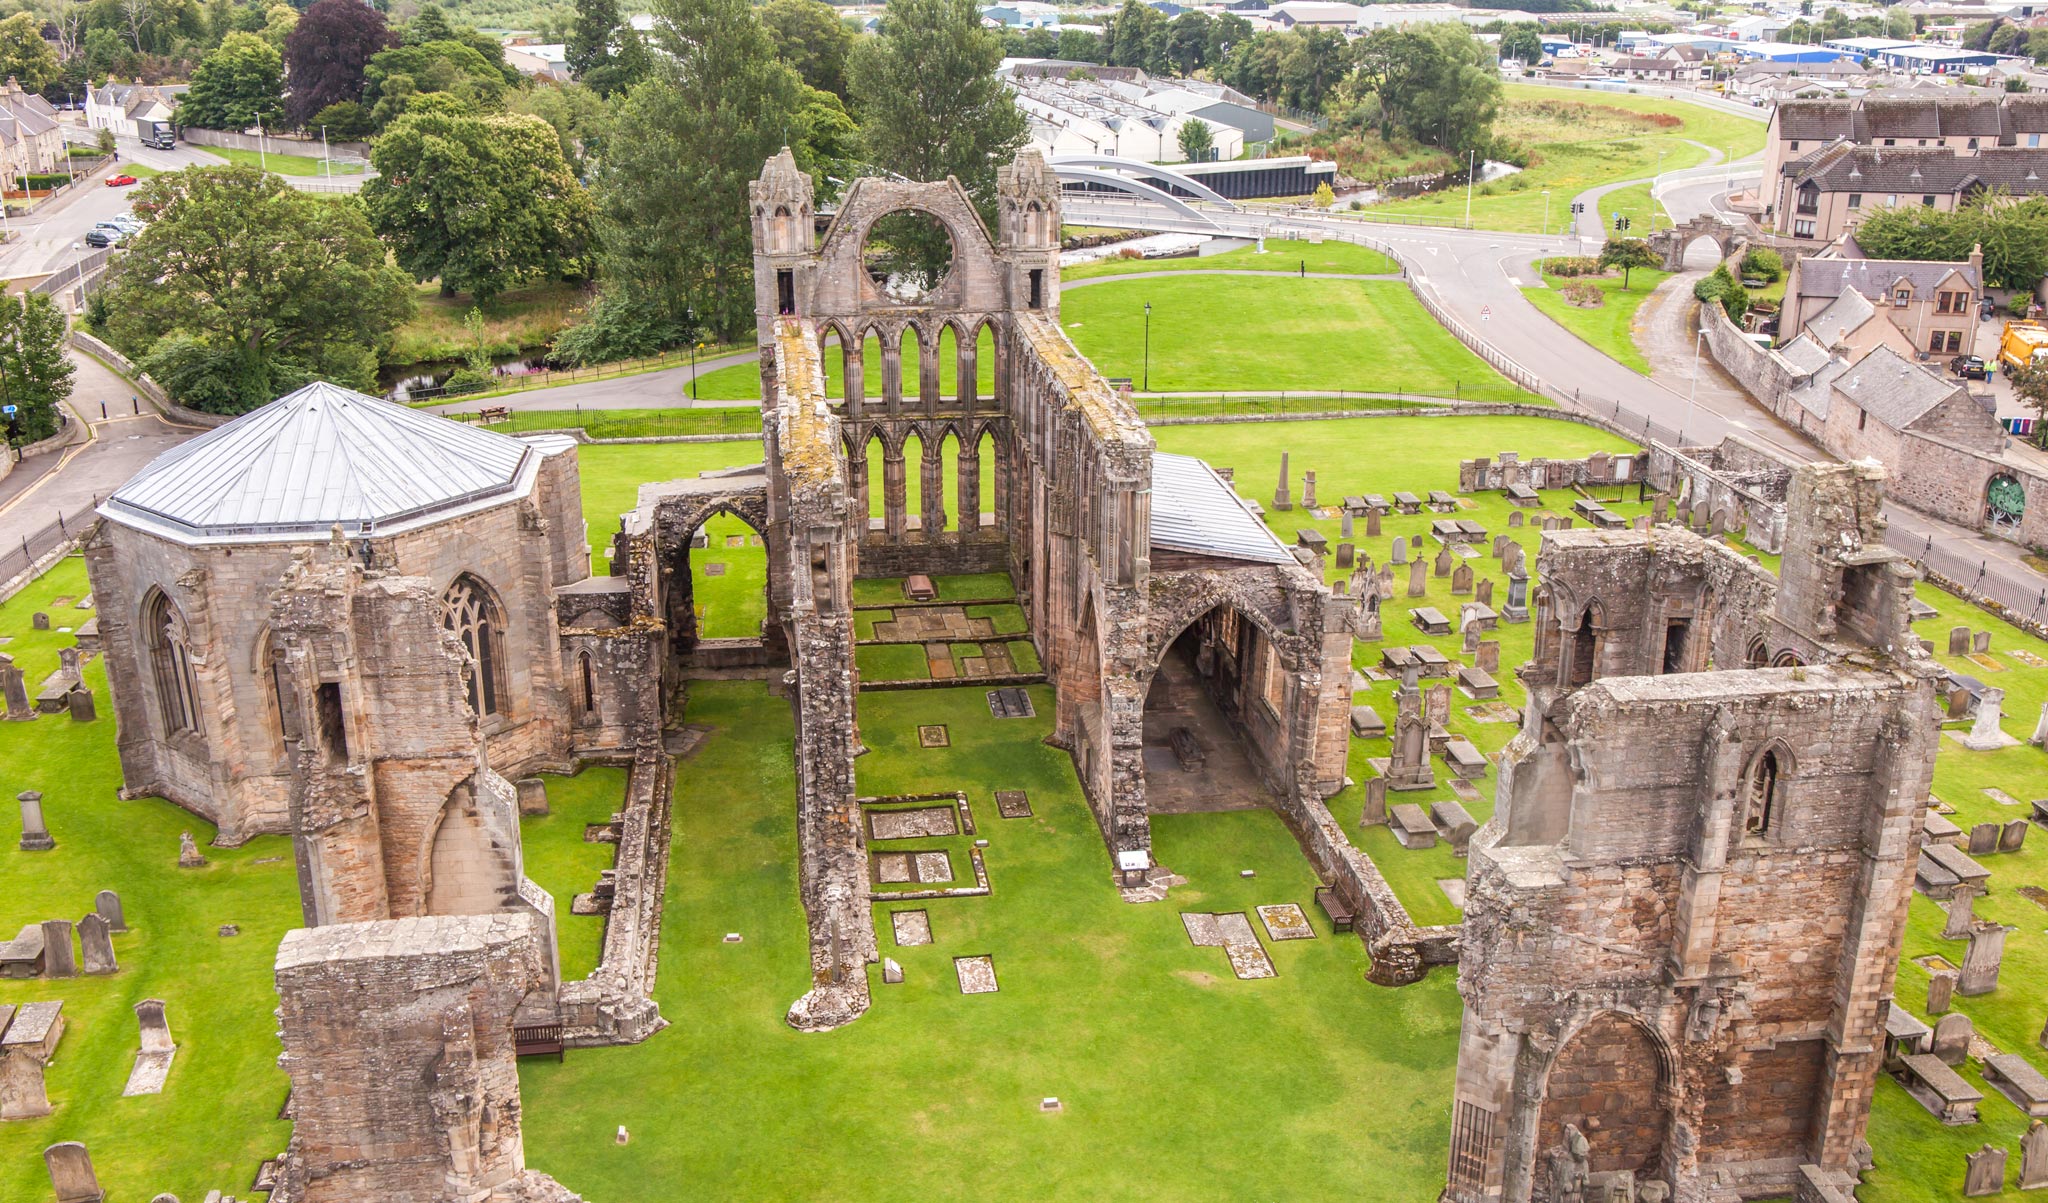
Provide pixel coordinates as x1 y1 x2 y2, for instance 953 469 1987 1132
1314 886 1354 933
514 1024 565 1061
476 405 512 425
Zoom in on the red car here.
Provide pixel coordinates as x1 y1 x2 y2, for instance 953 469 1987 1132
104 175 137 187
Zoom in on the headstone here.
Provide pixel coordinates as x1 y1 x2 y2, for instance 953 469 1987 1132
1970 822 2000 855
883 957 903 984
1951 627 1971 655
2035 702 2048 747
1424 682 1451 731
1961 923 2009 995
1341 510 1354 539
0 654 32 721
1335 542 1354 569
1492 534 1510 558
1434 548 1453 578
1462 622 1482 655
137 998 174 1054
18 790 52 851
43 1142 101 1203
1475 578 1494 606
94 890 125 933
1965 1145 2006 1197
177 831 207 869
1477 641 1501 674
1975 630 1993 654
1408 560 1427 598
2023 1119 2048 1189
30 611 48 631
1652 496 1669 525
1385 683 1434 791
1930 971 1958 1016
515 778 549 816
1450 564 1473 596
1945 885 1979 940
1503 572 1530 623
1390 536 1407 564
1933 1011 1972 1063
40 919 75 978
1507 510 1523 528
78 913 115 975
65 689 94 722
1302 469 1317 509
1365 509 1381 537
1273 451 1292 511
2006 819 2030 852
1362 776 1388 825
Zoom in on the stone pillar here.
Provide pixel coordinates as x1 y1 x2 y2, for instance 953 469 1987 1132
921 444 947 535
957 440 981 539
846 444 869 536
1273 451 1292 511
882 338 903 414
844 342 863 415
883 447 908 541
959 335 978 408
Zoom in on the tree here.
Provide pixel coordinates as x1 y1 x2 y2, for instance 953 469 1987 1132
405 3 454 44
510 79 611 174
1991 21 2025 56
2010 359 2048 446
1105 0 1166 73
0 13 61 94
1345 25 1500 156
178 31 285 129
0 293 73 447
848 0 1027 271
309 99 373 139
284 0 394 128
760 0 855 97
566 0 620 77
584 0 807 347
1164 10 1213 76
99 165 415 414
1599 237 1658 290
1177 116 1213 163
1312 180 1335 208
1693 263 1748 321
1498 23 1543 67
364 107 594 304
364 37 509 125
1855 195 2048 291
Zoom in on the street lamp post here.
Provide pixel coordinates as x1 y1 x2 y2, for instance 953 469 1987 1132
1143 301 1152 392
690 341 702 400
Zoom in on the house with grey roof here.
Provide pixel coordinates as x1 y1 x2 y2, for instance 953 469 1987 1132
1772 142 2048 241
85 80 188 141
1760 93 2048 223
1781 247 1981 358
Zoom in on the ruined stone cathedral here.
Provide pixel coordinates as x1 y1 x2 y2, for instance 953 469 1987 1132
73 149 1939 1202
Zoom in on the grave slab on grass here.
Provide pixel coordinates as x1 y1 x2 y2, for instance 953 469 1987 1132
987 688 1035 718
1985 1054 2048 1118
1390 804 1438 849
913 851 954 883
891 909 933 947
1411 608 1451 637
955 955 999 994
917 724 950 748
1181 912 1224 947
1257 904 1315 941
1438 878 1468 909
1225 940 1276 979
869 806 959 841
995 789 1033 818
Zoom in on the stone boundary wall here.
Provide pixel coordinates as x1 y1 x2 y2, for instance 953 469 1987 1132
66 330 226 427
1699 301 1815 437
1274 786 1455 983
556 745 672 1046
1645 438 1794 554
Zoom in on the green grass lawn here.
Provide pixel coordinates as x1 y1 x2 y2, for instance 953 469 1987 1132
386 278 586 366
517 679 1464 1200
203 145 364 177
1520 265 1674 376
0 558 297 1202
1060 276 1527 400
1063 240 1399 280
519 765 630 982
1367 84 1766 234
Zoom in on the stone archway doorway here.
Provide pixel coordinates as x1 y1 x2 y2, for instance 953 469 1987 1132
1140 605 1279 814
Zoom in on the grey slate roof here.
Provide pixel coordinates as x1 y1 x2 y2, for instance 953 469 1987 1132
1831 346 1963 430
1796 256 1979 301
1790 145 2048 195
1148 451 1294 564
1802 288 1879 350
1777 333 1835 374
101 381 542 544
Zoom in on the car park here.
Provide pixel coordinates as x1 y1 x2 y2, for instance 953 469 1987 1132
83 229 117 247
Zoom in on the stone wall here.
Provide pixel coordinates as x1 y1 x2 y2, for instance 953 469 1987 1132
1644 436 1795 554
1457 449 1648 493
270 913 583 1203
556 746 670 1045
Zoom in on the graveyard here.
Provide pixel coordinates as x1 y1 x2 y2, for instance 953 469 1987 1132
7 404 2048 1200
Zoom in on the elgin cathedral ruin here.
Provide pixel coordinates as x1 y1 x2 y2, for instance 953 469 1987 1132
4 150 1968 1203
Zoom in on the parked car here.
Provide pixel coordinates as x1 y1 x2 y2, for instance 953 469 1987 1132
1951 354 1989 380
83 229 117 247
107 215 143 232
104 174 137 187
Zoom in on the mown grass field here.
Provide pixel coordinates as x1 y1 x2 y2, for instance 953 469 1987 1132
1519 264 1674 375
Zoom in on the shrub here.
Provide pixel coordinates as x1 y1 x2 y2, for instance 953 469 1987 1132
2012 292 2035 319
440 367 491 396
17 173 70 190
309 101 374 142
1740 247 1783 283
1544 256 1605 277
1695 264 1750 322
1561 281 1604 307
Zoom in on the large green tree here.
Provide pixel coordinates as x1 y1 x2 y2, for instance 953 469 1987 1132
1854 194 2048 291
0 13 61 94
177 30 285 129
1343 24 1500 156
364 103 595 304
584 0 806 348
363 37 509 126
760 0 855 98
566 0 620 77
0 293 74 447
100 166 415 414
848 0 1027 219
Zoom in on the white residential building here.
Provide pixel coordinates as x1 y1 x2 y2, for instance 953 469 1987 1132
85 81 186 139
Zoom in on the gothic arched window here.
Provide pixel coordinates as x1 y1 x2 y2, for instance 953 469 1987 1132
442 574 504 718
1747 747 1784 837
145 589 202 737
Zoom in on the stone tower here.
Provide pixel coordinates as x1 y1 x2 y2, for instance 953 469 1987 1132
1445 461 1940 1202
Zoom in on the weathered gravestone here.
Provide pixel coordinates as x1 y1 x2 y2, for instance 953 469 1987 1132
1976 631 1993 654
1272 452 1292 512
515 778 549 817
43 1141 101 1203
1945 885 1980 940
1492 534 1509 558
1341 511 1353 540
1503 573 1530 623
1475 578 1494 606
78 914 115 976
1365 509 1381 537
1934 1012 1975 1064
1507 510 1523 528
1302 470 1317 509
65 689 93 722
29 612 48 631
1477 641 1501 674
1961 924 2009 995
1408 560 1427 598
18 790 52 851
1389 536 1406 564
1362 776 1388 825
1930 970 1958 1016
1451 564 1473 595
1434 548 1453 578
40 919 74 978
94 890 124 933
2005 819 2030 852
1970 823 2001 855
177 832 206 869
1950 627 1972 655
123 998 176 1096
0 655 32 721
2024 1119 2048 1190
1965 1145 2006 1197
1335 542 1354 569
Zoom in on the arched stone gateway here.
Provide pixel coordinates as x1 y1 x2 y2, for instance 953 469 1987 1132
1649 215 1747 272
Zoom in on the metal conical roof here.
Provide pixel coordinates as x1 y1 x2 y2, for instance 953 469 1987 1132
101 382 538 544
